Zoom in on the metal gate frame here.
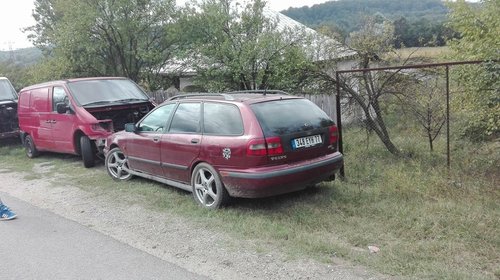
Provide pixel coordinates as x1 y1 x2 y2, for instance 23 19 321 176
335 60 490 178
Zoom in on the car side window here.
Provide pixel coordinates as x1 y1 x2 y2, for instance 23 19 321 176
52 86 68 112
137 103 175 133
169 103 201 134
203 103 244 135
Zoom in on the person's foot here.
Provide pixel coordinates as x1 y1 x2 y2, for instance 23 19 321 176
0 204 17 221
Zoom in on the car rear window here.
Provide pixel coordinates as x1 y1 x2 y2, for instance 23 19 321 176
250 99 334 136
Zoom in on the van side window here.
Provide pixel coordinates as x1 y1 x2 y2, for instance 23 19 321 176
52 87 68 112
31 88 50 112
18 91 31 110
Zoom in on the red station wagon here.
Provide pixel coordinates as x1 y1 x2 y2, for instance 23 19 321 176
18 77 154 167
104 91 343 209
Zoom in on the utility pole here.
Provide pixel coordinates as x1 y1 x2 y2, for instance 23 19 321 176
7 41 15 61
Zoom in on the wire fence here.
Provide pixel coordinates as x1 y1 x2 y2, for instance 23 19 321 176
335 60 497 175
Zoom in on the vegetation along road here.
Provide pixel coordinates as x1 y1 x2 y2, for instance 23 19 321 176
1 127 498 280
0 140 380 280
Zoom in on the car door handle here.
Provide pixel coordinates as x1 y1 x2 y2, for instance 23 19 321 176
191 138 200 144
153 137 160 143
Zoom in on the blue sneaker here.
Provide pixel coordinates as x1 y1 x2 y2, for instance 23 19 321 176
0 204 17 221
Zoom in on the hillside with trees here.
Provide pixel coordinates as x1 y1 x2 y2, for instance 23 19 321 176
0 48 42 90
0 48 42 66
281 0 457 47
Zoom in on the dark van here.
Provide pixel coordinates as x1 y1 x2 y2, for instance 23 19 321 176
18 77 154 167
0 77 19 140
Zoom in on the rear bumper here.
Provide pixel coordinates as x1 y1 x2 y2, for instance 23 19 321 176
219 152 343 198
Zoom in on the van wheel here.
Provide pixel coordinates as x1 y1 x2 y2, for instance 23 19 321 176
80 135 95 168
105 147 133 181
191 163 229 209
24 135 39 158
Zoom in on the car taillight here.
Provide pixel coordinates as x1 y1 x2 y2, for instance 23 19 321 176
247 139 267 156
329 125 339 144
247 137 283 156
266 137 283 155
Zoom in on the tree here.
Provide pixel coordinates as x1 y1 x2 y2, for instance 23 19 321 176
344 18 403 155
26 0 179 88
177 0 314 91
396 71 447 152
393 17 410 48
301 16 422 156
0 61 29 91
446 0 499 140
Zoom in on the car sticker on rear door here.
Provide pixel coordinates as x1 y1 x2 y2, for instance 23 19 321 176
222 148 231 160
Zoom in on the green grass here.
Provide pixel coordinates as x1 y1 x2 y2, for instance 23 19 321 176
0 132 498 279
386 46 452 62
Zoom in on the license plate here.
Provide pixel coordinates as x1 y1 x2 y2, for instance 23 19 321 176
292 134 322 149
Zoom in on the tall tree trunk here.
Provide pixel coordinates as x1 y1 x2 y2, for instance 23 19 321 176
428 132 434 152
337 67 401 156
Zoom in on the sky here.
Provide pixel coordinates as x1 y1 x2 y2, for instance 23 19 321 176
0 0 331 51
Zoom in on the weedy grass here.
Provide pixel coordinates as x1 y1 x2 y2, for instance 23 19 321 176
0 131 498 279
386 46 452 62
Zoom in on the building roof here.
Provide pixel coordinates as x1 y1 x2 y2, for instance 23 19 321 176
262 8 356 61
161 8 356 76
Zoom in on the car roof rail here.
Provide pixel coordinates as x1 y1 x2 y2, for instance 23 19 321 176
167 93 234 101
223 90 290 96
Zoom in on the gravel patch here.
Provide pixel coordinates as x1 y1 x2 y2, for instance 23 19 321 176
0 170 388 280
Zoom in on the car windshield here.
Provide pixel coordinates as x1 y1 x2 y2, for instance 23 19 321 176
67 79 149 106
0 79 18 101
251 99 334 136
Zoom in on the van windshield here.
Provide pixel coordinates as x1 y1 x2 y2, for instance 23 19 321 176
67 79 149 106
0 79 18 101
250 99 334 137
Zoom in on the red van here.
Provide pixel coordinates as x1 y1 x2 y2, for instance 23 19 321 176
18 77 154 167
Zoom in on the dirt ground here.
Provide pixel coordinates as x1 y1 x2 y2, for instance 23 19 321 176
0 166 384 280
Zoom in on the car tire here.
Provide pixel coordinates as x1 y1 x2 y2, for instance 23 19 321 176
80 135 95 168
105 147 133 181
191 163 229 209
24 135 39 158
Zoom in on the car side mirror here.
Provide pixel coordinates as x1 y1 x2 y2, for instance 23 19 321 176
56 103 69 114
124 123 137 133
